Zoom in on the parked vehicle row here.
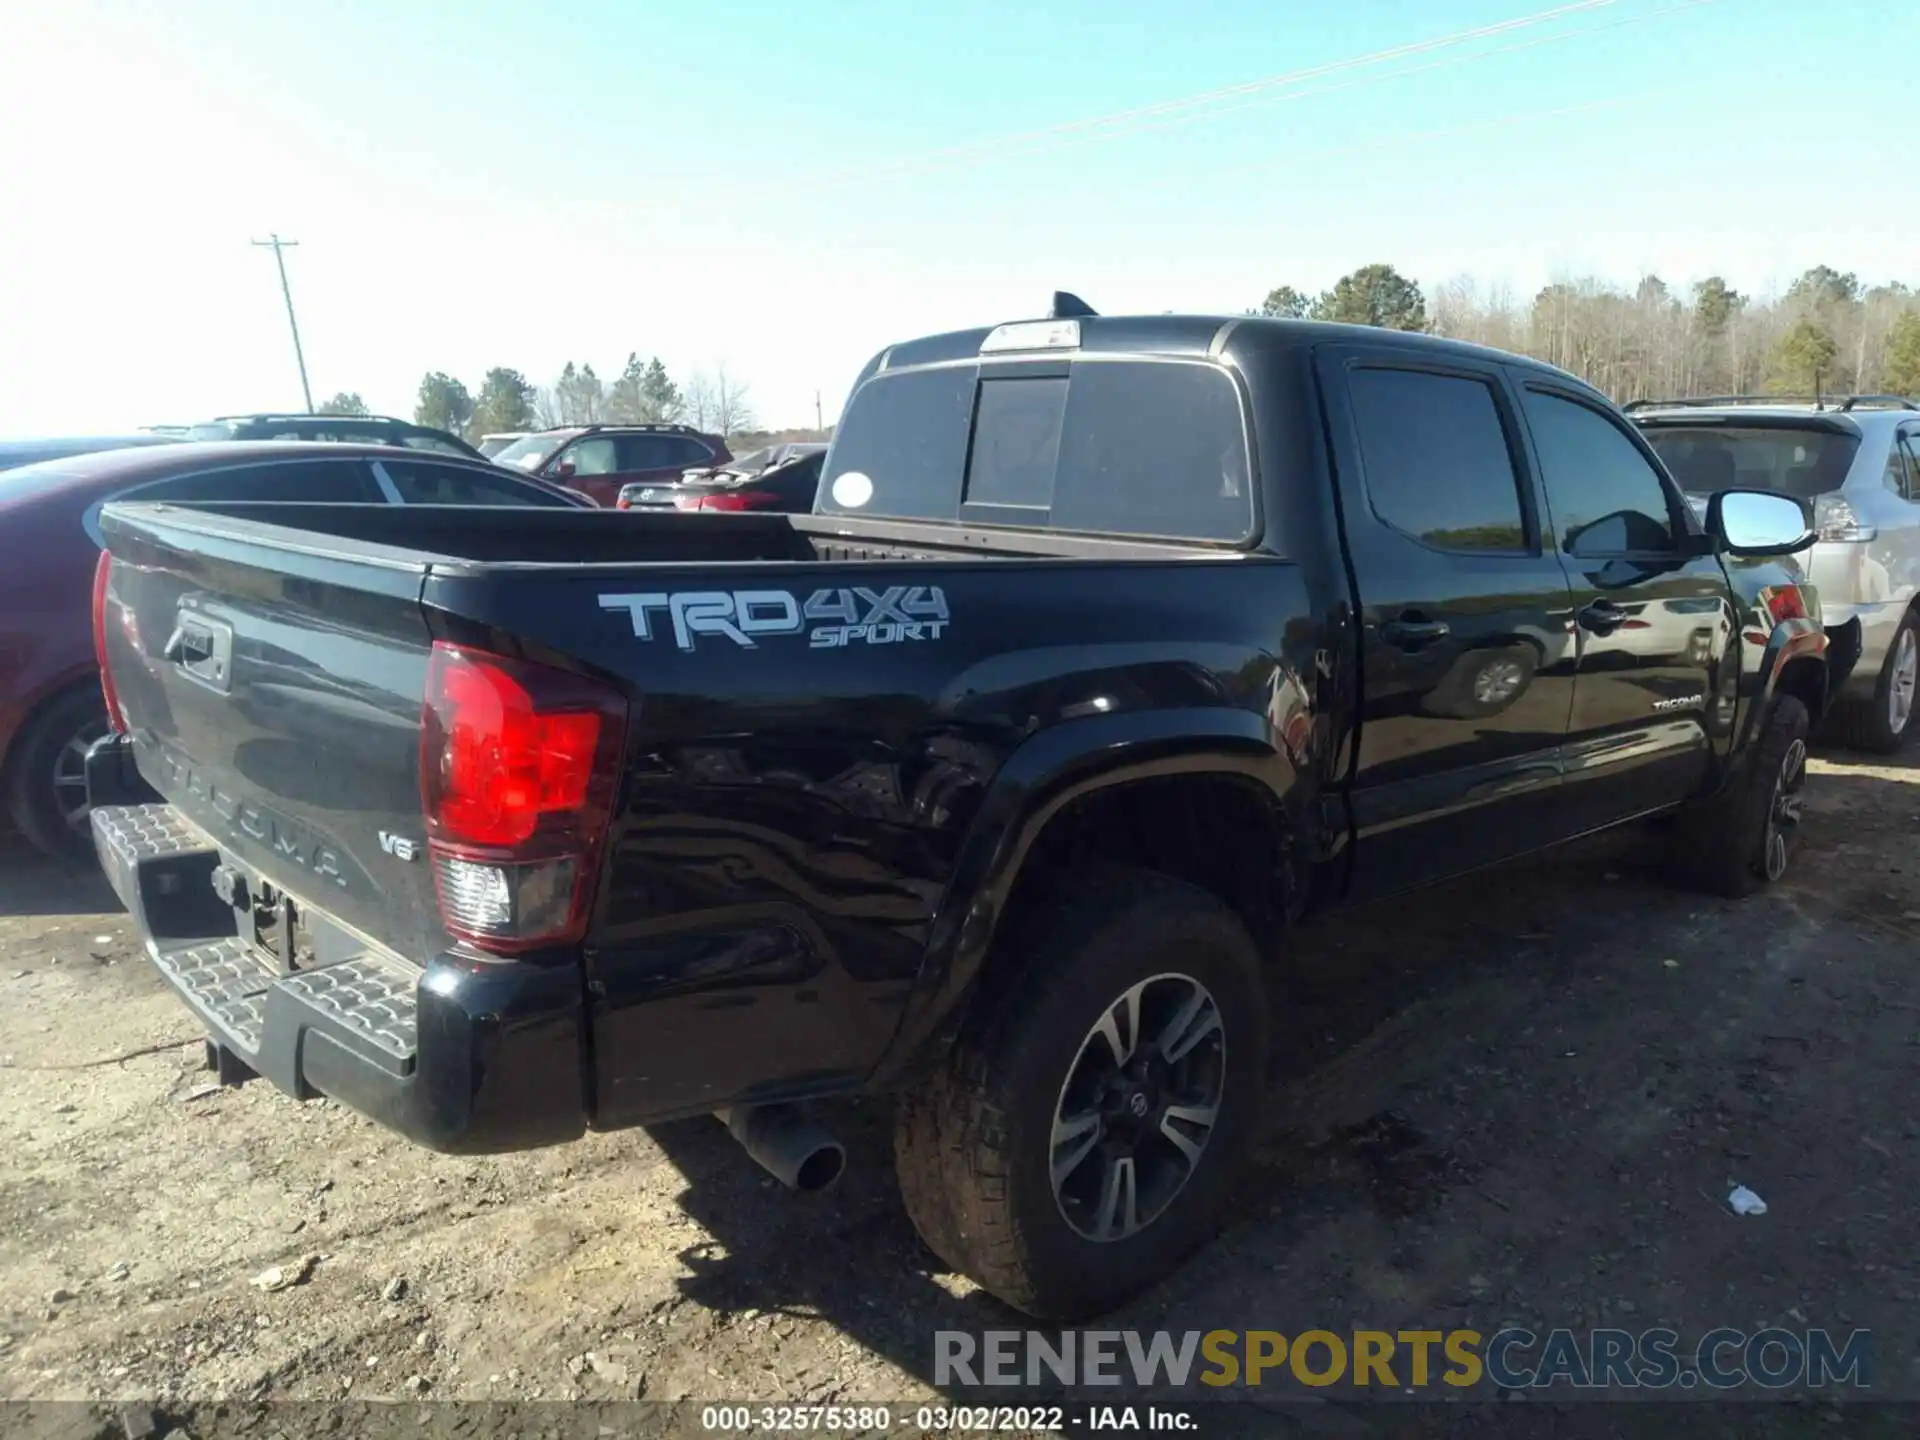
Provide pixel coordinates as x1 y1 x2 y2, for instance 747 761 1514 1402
81 302 1835 1321
0 442 591 861
615 442 827 512
1630 394 1920 751
492 423 733 508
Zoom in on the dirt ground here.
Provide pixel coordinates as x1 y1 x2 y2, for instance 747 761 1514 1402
1 745 1916 1426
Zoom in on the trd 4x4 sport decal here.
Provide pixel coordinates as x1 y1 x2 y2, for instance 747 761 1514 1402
599 586 950 652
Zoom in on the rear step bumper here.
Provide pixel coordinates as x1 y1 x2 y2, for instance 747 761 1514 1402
91 798 588 1155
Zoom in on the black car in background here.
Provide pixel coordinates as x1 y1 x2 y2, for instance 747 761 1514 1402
186 413 486 461
615 441 827 512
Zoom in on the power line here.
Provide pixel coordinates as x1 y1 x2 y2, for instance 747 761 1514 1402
251 234 313 412
780 0 1622 192
1085 0 1716 151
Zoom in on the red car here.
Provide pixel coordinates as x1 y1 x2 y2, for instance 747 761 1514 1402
489 423 731 508
0 441 590 861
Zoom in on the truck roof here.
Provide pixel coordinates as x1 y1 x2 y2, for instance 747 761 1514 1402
871 312 1592 390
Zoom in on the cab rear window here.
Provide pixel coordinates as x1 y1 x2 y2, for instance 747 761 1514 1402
820 358 1253 542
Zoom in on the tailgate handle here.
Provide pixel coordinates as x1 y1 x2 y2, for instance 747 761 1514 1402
164 614 234 691
164 625 211 662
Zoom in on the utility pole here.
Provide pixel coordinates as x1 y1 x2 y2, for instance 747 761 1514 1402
251 234 314 412
814 390 823 432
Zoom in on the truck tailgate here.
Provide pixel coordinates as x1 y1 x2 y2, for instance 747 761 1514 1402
98 507 444 959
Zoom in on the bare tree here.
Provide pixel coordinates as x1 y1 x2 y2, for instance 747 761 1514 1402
683 372 717 432
712 364 757 437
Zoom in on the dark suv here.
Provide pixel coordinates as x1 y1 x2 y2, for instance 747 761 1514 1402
490 424 731 508
187 414 485 461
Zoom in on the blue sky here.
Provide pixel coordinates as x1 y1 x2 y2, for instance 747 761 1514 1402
0 0 1903 434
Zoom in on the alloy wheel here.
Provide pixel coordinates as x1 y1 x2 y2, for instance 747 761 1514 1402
1472 659 1527 707
1888 627 1918 737
1761 737 1808 882
1049 973 1227 1243
53 718 110 834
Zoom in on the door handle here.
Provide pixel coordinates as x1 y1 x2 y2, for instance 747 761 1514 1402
1380 614 1451 647
1577 600 1627 635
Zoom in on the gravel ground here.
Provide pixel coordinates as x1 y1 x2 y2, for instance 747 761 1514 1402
0 747 1916 1431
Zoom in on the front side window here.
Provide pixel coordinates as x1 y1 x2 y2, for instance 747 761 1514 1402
493 433 570 472
1525 389 1678 556
1346 367 1527 553
567 437 621 475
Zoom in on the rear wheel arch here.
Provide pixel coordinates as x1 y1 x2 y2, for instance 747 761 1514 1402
875 727 1307 1086
1773 653 1827 721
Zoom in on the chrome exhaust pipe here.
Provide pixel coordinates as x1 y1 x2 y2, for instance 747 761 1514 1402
716 1103 847 1193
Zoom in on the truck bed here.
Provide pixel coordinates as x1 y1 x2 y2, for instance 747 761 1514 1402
110 500 1249 569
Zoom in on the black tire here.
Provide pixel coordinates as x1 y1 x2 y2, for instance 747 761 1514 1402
4 684 109 864
1821 611 1918 754
1418 645 1536 720
1672 693 1810 899
892 865 1270 1320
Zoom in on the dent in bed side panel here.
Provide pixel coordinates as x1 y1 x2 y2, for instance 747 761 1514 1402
1221 334 1365 885
416 560 1318 1126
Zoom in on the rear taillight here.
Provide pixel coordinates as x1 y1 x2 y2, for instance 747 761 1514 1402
1813 493 1875 543
1758 584 1809 626
419 643 628 955
676 490 779 512
615 496 633 510
92 551 127 735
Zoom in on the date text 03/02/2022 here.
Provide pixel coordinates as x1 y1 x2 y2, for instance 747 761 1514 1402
699 1404 1190 1432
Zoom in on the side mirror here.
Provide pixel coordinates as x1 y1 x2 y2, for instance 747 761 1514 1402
1706 488 1815 558
550 458 577 479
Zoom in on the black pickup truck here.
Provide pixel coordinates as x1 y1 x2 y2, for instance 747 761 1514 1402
86 306 1829 1320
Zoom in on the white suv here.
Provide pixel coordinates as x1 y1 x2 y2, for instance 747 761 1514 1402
1633 396 1920 751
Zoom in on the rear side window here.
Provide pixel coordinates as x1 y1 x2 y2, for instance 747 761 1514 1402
380 459 576 507
1346 368 1527 553
821 359 1252 542
617 434 712 470
144 460 383 503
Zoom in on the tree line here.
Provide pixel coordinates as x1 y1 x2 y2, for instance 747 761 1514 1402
287 358 759 439
411 356 760 439
1259 262 1920 401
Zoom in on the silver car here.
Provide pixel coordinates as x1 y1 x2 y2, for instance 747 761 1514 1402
1633 395 1920 751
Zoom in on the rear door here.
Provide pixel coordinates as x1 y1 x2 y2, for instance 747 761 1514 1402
1318 346 1579 899
1514 380 1735 829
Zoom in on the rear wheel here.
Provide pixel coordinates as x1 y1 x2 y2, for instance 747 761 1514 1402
1672 693 1810 899
4 684 109 863
892 866 1269 1319
1824 612 1918 753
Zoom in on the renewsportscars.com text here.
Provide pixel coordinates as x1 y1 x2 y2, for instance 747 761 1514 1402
935 1327 1872 1392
